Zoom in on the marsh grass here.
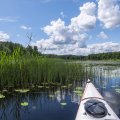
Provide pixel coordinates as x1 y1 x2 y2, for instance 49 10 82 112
0 48 85 90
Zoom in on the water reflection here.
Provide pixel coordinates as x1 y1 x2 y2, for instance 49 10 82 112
0 64 120 120
90 65 120 118
0 88 81 120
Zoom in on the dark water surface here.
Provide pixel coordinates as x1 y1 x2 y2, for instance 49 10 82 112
0 65 120 120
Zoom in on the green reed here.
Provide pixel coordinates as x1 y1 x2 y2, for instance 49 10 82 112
0 48 85 89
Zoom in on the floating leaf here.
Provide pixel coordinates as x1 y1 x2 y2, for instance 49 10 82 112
49 94 55 98
60 102 67 106
38 86 44 88
0 94 5 99
46 86 50 89
115 88 120 93
2 89 8 92
77 93 83 96
111 85 118 88
15 89 29 93
55 90 60 94
61 86 67 88
68 84 72 87
73 90 83 94
75 87 83 91
21 102 29 106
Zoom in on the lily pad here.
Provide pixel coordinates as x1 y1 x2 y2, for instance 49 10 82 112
46 86 50 89
75 87 83 91
0 94 5 99
115 88 120 93
21 102 29 106
20 102 29 106
102 86 106 89
61 86 67 88
55 90 60 94
68 84 72 87
15 89 29 93
38 86 44 88
77 93 83 96
49 94 55 98
2 89 8 92
42 83 48 85
60 102 67 106
73 90 83 94
31 85 35 88
111 85 119 88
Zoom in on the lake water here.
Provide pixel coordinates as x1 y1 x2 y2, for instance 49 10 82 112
0 64 120 120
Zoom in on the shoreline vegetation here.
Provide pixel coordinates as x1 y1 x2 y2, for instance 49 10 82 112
0 45 85 90
0 41 119 91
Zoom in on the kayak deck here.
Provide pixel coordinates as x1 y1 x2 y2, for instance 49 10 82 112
75 79 120 120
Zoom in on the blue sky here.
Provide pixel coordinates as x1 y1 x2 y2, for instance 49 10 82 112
0 0 120 55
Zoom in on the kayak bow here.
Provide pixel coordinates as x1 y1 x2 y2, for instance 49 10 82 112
75 79 120 120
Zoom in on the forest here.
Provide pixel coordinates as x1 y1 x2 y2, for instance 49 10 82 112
0 41 120 60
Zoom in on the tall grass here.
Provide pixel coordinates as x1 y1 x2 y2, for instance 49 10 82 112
0 48 84 89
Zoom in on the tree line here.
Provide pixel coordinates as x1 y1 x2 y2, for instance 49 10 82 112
0 41 120 60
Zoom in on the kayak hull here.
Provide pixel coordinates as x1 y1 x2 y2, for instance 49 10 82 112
75 79 120 120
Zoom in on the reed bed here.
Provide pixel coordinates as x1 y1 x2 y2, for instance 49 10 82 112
0 49 84 89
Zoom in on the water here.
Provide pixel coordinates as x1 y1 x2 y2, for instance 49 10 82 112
0 64 120 120
0 89 79 120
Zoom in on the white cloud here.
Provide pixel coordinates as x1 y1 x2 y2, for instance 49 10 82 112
69 2 96 32
33 41 120 55
88 42 120 54
97 31 108 39
32 1 120 55
20 25 32 30
42 18 90 46
0 17 18 22
98 0 120 28
36 2 96 53
0 31 10 42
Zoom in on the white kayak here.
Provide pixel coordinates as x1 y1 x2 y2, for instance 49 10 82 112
75 79 120 120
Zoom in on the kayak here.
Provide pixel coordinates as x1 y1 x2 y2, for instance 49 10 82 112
75 79 120 120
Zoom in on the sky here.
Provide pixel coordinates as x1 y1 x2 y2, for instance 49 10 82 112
0 0 120 55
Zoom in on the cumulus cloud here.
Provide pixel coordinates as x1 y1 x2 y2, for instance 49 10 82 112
0 31 10 42
98 0 120 28
70 2 96 31
20 25 32 30
88 42 120 54
33 41 120 55
33 2 97 55
97 31 108 39
42 18 90 45
32 1 120 55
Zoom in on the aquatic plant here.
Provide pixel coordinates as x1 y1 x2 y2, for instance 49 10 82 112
20 102 29 106
0 48 85 89
15 89 30 93
0 94 5 98
60 102 67 106
115 88 120 93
